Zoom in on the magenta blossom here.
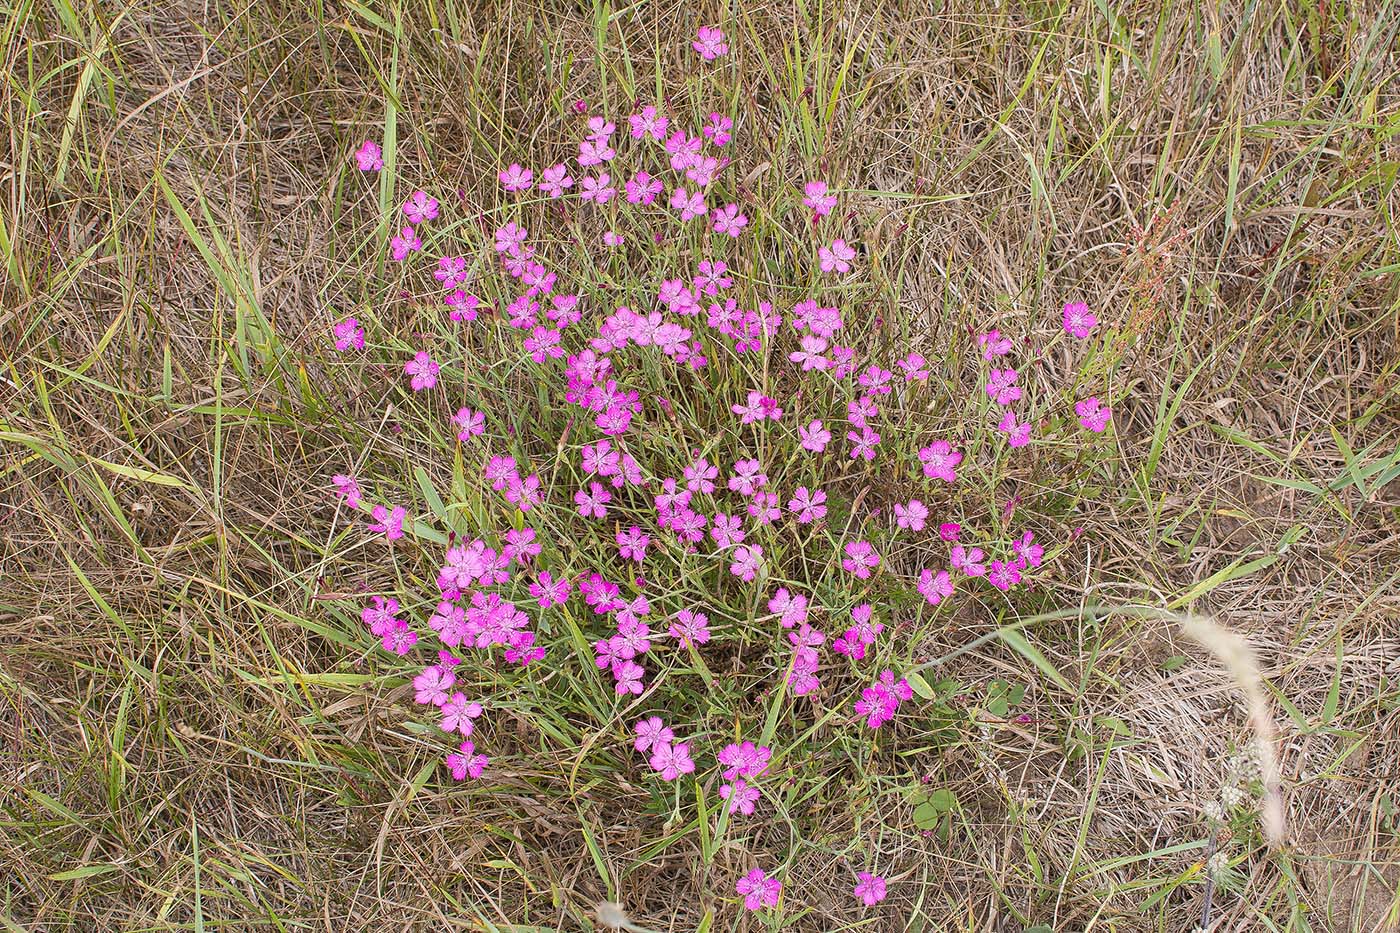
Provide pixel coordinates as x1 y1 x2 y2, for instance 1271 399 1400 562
445 740 487 780
799 419 832 453
918 568 954 605
389 225 422 261
633 716 675 753
735 868 781 911
499 163 533 191
918 441 962 482
818 238 855 274
353 139 382 172
333 317 365 351
368 504 406 540
404 351 439 391
729 544 763 582
853 872 887 906
978 329 1012 359
894 499 928 531
648 741 695 780
668 608 711 647
720 779 761 816
788 486 827 524
1062 301 1098 338
332 473 362 507
402 190 439 224
803 179 837 218
997 409 1032 447
841 540 880 579
1076 397 1112 432
693 25 728 60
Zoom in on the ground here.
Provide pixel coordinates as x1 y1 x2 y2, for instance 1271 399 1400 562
2 1 1399 931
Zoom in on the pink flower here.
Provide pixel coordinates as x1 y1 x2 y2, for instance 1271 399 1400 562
495 221 528 255
668 608 711 647
853 872 887 907
683 457 718 494
625 171 663 204
978 329 1012 359
735 868 781 911
602 230 624 247
799 419 832 452
894 499 928 531
897 352 930 381
498 163 533 191
818 238 855 274
402 190 439 225
847 425 881 461
435 255 468 289
709 512 745 549
669 186 707 221
938 522 961 542
1012 530 1044 569
747 492 780 525
950 544 986 577
633 716 675 753
918 441 962 482
1076 397 1111 433
788 486 827 524
353 140 383 172
854 670 913 728
986 368 1023 406
612 659 645 695
577 137 615 166
789 334 830 371
575 481 612 519
404 351 439 391
720 779 760 815
368 504 406 540
997 409 1032 447
841 540 880 579
439 692 484 736
803 179 837 218
917 568 954 605
332 473 362 507
1062 301 1098 339
580 173 616 204
380 620 417 655
333 317 365 351
629 105 668 140
648 741 695 780
537 163 573 198
703 112 733 146
448 292 481 322
445 739 487 780
733 391 783 424
729 544 763 582
413 665 456 706
389 225 422 261
987 559 1022 591
452 407 484 441
767 587 809 628
616 525 650 561
361 596 400 636
711 203 748 237
529 571 571 609
693 25 728 60
717 741 771 779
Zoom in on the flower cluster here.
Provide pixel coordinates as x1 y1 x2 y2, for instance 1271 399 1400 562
323 18 1118 918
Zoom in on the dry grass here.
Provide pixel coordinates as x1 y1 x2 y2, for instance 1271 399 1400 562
2 0 1399 930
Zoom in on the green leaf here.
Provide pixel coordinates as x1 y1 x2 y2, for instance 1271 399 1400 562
996 627 1073 693
904 671 934 700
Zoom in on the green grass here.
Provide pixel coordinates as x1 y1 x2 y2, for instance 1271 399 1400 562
3 1 1400 931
